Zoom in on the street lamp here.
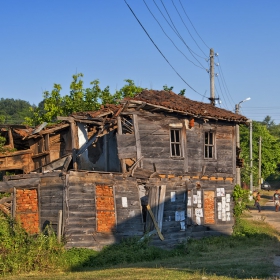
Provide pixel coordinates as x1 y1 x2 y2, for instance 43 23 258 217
235 97 251 114
235 97 251 187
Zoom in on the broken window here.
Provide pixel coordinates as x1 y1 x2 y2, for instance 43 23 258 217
204 131 215 159
170 129 182 157
121 115 134 134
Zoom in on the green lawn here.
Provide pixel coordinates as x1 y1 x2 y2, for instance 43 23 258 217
3 216 280 280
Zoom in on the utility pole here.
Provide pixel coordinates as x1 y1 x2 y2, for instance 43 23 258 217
258 136 262 189
235 98 251 187
210 48 215 105
235 120 241 186
249 120 253 192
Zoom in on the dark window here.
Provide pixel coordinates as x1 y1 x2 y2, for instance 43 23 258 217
170 129 182 157
205 131 215 158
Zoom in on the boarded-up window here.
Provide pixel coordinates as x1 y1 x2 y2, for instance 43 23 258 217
170 129 182 157
203 191 215 224
204 132 215 158
96 185 116 233
16 189 39 234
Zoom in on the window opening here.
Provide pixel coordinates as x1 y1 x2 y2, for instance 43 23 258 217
170 129 181 157
204 131 214 158
121 115 134 134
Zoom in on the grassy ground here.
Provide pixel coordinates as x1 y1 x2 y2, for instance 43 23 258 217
3 217 280 280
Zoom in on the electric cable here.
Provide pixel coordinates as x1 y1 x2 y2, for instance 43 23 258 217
178 0 210 49
216 56 235 107
152 0 207 70
143 0 205 69
124 0 204 97
216 75 229 110
171 0 208 58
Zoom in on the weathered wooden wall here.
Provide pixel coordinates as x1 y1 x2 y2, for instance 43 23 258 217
64 171 143 250
0 170 235 250
137 113 187 174
144 176 234 249
0 150 33 173
117 111 236 178
187 120 235 175
39 173 64 233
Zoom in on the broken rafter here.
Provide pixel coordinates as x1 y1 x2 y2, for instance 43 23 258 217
75 119 104 126
136 102 146 111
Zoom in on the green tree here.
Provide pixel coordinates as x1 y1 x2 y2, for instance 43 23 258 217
240 121 280 185
114 79 143 100
25 75 144 126
0 98 33 125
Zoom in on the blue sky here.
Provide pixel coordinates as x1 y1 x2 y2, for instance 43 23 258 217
1 1 280 123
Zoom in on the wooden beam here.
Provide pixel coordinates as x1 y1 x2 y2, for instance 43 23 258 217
136 102 146 111
8 128 14 149
31 151 50 159
44 134 51 164
146 204 164 241
157 185 166 231
133 114 142 168
0 178 40 193
57 116 75 123
117 116 126 173
74 119 103 125
70 121 77 170
0 195 13 204
62 155 72 173
76 131 99 157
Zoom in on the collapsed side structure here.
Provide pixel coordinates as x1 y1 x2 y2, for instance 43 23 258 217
0 90 247 249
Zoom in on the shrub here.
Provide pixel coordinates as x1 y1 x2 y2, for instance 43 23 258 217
0 213 65 276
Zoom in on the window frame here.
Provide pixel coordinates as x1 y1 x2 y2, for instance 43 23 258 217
204 131 215 159
170 128 183 158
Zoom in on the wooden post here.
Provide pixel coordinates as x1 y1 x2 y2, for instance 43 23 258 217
44 134 51 164
8 128 14 149
117 116 126 173
210 48 215 105
146 186 159 231
104 134 108 172
57 210 62 242
258 136 262 189
133 114 142 168
70 120 78 170
157 185 166 231
12 187 16 218
146 205 164 240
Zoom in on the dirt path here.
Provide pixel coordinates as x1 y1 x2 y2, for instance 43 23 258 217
248 192 280 277
249 194 280 232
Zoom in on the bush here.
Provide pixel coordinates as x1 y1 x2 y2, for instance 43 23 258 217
0 213 65 276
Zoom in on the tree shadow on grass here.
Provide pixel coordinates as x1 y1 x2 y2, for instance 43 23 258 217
66 228 280 279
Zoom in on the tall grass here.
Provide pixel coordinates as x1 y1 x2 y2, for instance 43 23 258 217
1 210 280 279
0 212 65 275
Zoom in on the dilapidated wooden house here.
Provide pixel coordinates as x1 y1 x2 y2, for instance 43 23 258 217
0 90 248 249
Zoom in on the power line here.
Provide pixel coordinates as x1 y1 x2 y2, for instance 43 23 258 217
216 76 229 110
171 0 208 58
152 0 207 70
124 0 204 97
216 56 235 107
178 0 210 49
143 0 204 69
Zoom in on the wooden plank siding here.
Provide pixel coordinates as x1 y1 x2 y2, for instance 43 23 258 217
39 175 64 233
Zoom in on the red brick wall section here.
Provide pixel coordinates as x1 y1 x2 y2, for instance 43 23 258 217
203 191 215 224
16 189 39 234
96 185 116 233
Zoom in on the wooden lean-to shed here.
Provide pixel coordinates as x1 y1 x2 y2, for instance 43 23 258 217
0 90 248 249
